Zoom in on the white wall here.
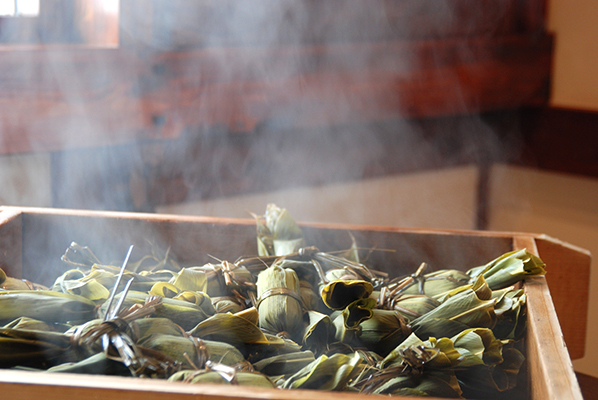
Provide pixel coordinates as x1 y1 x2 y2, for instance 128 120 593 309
157 165 480 230
0 153 52 207
548 0 598 110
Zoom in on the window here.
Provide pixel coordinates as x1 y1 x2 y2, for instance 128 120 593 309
0 0 40 17
0 0 118 46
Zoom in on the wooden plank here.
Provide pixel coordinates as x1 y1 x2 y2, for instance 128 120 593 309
0 368 432 400
132 0 519 49
533 235 591 360
137 35 553 131
0 33 551 155
513 235 583 400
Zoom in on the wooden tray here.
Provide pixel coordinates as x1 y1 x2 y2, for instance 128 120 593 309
0 206 590 400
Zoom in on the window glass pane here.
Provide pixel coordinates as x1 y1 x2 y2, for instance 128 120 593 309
0 1 16 17
16 0 40 16
101 0 119 14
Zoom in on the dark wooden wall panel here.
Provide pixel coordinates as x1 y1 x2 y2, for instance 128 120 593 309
0 0 551 156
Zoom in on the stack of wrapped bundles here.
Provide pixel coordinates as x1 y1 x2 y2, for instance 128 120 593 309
0 204 546 399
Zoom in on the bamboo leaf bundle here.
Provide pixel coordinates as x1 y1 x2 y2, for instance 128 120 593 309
357 309 411 357
189 263 255 298
410 287 497 340
131 318 185 340
320 279 373 311
0 328 78 369
0 290 96 325
256 262 304 341
301 311 335 356
244 333 304 364
332 298 375 345
100 291 213 331
492 287 527 339
4 317 71 333
254 203 305 257
188 312 271 350
137 334 245 367
467 249 546 289
281 352 365 391
169 369 275 388
51 269 111 302
212 296 245 314
252 350 316 377
169 268 208 293
399 269 471 297
46 352 133 376
387 294 440 322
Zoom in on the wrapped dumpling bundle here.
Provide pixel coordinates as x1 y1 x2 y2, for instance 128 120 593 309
256 261 304 341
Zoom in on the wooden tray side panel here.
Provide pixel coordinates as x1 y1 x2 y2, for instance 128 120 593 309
0 362 440 400
20 213 258 286
513 236 583 400
0 208 23 279
301 226 514 275
534 236 591 360
18 210 515 287
525 277 583 400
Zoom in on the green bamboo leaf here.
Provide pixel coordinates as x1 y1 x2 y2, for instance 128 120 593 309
357 309 411 357
149 282 180 298
332 298 375 345
169 370 275 388
131 317 185 340
0 328 77 369
492 288 527 339
380 332 459 370
254 204 304 257
467 249 546 290
173 291 214 312
401 269 470 297
4 317 71 333
320 280 373 310
188 312 270 349
46 352 131 376
100 291 213 331
411 289 496 340
137 334 244 367
391 294 440 322
0 290 96 325
302 311 335 356
253 350 315 376
282 352 365 391
169 268 208 293
373 370 463 398
450 328 506 367
455 347 525 397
